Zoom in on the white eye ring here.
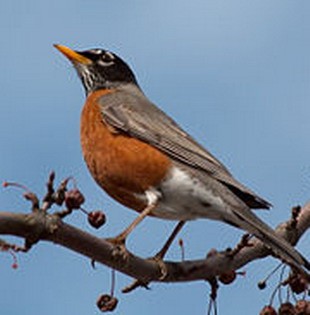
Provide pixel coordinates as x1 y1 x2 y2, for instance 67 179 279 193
104 51 115 60
98 52 115 66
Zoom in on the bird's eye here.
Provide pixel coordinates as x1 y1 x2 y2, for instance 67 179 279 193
98 52 115 66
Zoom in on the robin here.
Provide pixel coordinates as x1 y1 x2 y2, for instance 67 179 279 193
54 44 309 275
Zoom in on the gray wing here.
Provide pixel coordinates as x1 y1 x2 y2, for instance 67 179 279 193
98 85 271 209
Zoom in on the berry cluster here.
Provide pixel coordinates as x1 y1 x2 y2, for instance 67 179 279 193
260 300 309 315
260 271 309 315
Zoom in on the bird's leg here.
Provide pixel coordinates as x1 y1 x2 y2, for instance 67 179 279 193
148 220 186 281
122 220 186 293
154 220 186 260
107 191 158 246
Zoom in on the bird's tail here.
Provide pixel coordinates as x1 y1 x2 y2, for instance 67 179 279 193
231 208 310 278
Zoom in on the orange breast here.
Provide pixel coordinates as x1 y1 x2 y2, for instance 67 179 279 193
80 89 172 211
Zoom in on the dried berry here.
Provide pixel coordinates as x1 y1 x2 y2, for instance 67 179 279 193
96 294 118 312
278 302 295 315
88 211 106 229
289 273 308 294
219 270 236 285
260 305 277 315
65 189 85 210
258 281 267 290
11 263 18 269
295 300 310 315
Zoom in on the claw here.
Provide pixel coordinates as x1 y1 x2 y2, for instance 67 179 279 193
106 236 129 260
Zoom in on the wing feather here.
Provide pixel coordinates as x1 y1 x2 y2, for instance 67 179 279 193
98 86 271 209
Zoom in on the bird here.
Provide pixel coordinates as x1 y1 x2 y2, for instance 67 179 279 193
54 44 309 275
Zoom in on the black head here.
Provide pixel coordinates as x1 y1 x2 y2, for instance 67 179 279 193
54 44 138 95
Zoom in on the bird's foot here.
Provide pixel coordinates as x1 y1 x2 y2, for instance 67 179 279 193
106 235 129 260
148 253 168 281
122 254 168 294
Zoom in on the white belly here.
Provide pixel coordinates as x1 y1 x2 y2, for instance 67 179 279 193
145 166 232 221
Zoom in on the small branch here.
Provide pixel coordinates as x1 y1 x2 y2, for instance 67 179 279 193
0 202 309 284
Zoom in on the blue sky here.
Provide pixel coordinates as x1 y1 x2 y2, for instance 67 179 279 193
0 1 309 314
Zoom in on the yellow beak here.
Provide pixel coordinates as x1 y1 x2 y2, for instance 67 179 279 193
54 44 92 65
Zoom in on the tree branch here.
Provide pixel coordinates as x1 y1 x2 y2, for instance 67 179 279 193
0 202 309 284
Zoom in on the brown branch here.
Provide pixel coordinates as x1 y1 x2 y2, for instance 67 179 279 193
0 203 309 284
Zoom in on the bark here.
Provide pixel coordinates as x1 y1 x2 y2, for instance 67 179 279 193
0 202 309 284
